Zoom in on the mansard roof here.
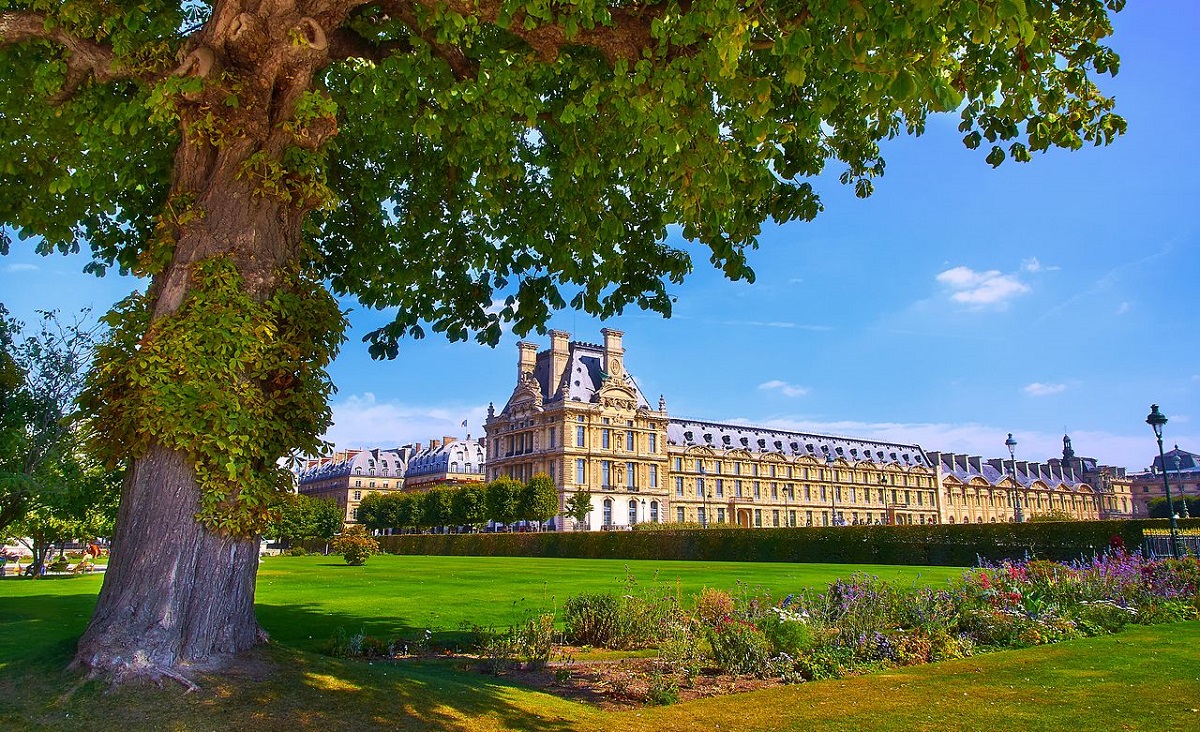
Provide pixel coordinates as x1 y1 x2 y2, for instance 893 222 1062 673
932 451 1092 491
529 339 651 408
406 438 487 477
667 419 932 468
298 447 411 483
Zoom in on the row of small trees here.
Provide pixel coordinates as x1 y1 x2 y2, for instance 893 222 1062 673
357 474 565 533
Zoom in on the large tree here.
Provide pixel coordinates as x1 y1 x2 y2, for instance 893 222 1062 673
0 0 1125 681
0 305 105 535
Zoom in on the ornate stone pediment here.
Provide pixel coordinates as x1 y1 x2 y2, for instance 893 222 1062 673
503 371 543 414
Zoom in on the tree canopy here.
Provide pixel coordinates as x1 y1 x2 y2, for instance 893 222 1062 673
2 0 1125 351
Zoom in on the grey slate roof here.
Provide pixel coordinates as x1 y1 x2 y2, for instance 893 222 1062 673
531 339 652 408
932 452 1091 490
298 447 411 483
667 419 932 468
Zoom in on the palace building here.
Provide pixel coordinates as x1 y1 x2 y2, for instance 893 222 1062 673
298 437 486 522
485 330 941 530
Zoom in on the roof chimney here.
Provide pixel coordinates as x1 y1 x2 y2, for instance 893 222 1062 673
443 435 456 445
430 439 441 450
517 341 538 382
550 330 570 397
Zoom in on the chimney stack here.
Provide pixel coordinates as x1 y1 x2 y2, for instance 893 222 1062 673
517 341 538 382
550 330 570 397
430 439 441 450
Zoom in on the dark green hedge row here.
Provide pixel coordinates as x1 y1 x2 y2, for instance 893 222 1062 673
305 518 1200 566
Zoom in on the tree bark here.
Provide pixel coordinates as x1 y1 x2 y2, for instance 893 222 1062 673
74 446 262 682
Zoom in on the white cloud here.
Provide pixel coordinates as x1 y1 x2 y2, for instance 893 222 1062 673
935 266 1030 308
322 393 489 452
1023 382 1067 397
4 263 37 273
1115 302 1131 315
758 380 810 398
1021 257 1060 273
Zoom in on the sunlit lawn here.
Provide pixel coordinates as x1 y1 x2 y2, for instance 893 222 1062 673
1 556 1198 731
255 554 966 651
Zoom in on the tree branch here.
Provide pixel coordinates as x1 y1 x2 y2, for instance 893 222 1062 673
0 11 131 99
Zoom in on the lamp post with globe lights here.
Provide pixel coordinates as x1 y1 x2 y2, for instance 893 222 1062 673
1145 404 1181 560
1006 433 1024 523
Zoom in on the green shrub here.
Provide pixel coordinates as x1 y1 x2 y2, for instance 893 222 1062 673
706 617 771 676
334 518 1200 567
281 546 309 556
563 593 623 647
645 671 680 705
655 619 705 680
331 525 379 565
759 606 817 657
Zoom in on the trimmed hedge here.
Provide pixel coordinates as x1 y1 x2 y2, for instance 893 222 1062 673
304 518 1200 567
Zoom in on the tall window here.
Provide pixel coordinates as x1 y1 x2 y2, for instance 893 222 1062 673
629 500 638 525
716 479 724 498
697 507 707 525
626 462 635 488
715 461 723 474
674 457 682 471
601 461 611 487
602 429 611 449
649 465 658 488
353 490 362 500
649 434 657 453
626 432 634 451
717 507 726 523
549 429 556 448
603 498 612 526
696 477 704 497
576 458 586 485
754 509 762 527
576 425 586 447
675 476 684 496
650 500 659 522
735 480 743 498
676 507 685 522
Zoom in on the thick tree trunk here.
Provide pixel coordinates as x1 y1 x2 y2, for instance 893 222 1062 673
69 1 344 682
73 446 262 682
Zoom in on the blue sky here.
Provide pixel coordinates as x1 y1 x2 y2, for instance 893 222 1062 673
3 2 1197 471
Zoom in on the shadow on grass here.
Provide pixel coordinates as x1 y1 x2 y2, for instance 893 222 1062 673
0 591 590 732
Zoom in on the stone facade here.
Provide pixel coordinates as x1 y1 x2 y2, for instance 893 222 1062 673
486 330 940 529
485 329 671 530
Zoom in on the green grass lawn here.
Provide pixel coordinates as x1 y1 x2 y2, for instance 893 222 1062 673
1 556 1198 731
255 554 966 651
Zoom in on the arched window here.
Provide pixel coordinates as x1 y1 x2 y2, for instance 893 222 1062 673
629 500 638 525
602 498 613 526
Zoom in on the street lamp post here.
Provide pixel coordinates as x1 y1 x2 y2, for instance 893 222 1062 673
1006 433 1024 523
1145 404 1182 560
1172 455 1192 519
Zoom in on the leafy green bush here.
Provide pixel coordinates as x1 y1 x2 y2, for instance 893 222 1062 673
563 593 623 647
281 546 309 556
706 617 771 676
645 672 680 705
331 525 379 565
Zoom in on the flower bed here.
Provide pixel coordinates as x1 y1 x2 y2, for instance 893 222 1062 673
339 551 1200 707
